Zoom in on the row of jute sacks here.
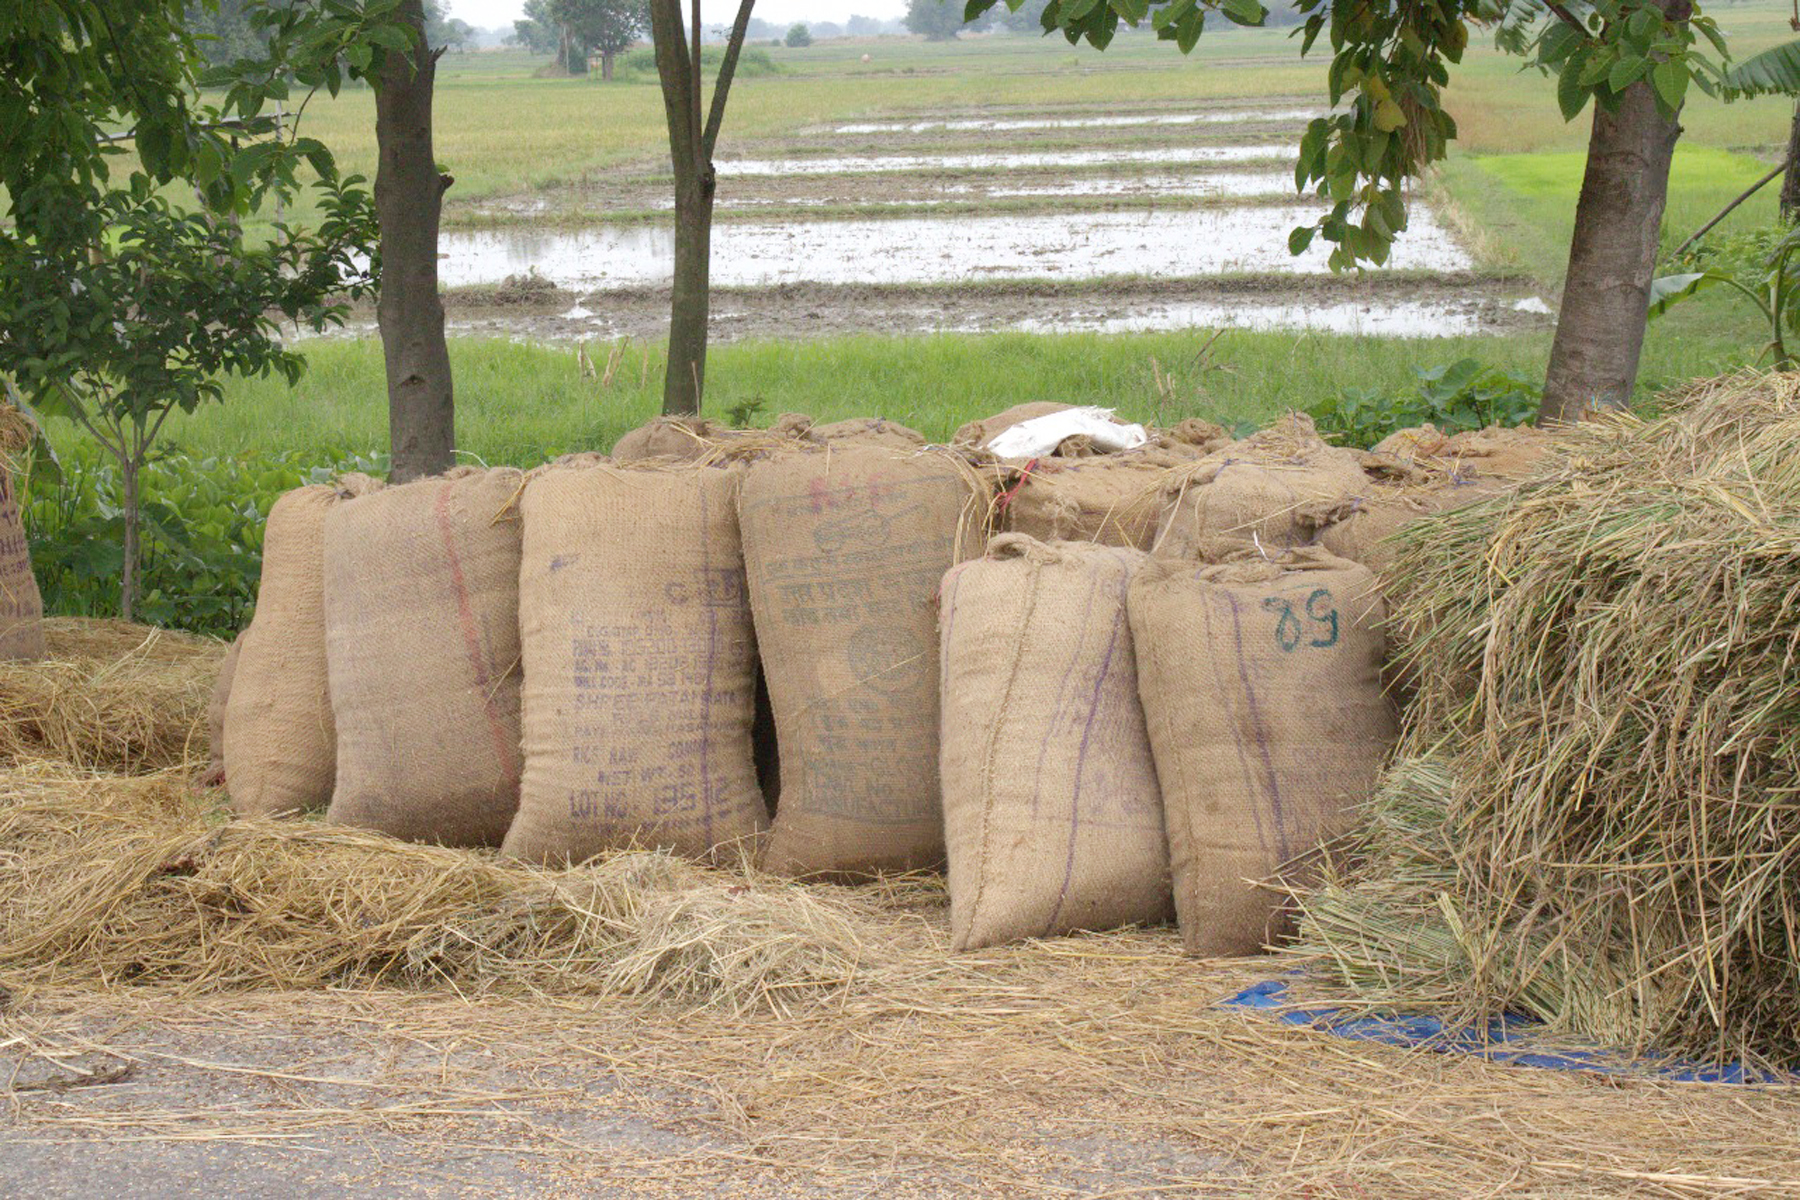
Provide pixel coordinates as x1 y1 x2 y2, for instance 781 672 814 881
212 404 1550 954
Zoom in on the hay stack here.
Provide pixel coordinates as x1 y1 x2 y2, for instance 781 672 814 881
0 618 222 773
1292 371 1800 1066
0 763 868 1013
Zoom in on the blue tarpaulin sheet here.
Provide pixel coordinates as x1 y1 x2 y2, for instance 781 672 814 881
1223 980 1788 1085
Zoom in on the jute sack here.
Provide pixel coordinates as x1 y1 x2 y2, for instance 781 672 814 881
502 464 767 863
939 535 1172 950
1322 424 1550 578
611 415 726 463
1002 455 1178 550
227 479 378 818
812 417 927 450
323 468 524 847
0 469 45 661
953 401 1074 450
1129 544 1396 956
201 630 246 788
1153 413 1367 558
742 444 988 876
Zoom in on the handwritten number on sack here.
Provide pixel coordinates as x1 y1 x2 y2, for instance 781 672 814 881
1304 588 1339 647
1262 588 1339 652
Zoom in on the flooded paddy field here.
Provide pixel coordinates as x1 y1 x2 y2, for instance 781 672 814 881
437 94 1545 340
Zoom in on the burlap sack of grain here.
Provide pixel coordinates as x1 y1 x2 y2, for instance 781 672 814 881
323 468 524 847
226 479 380 818
742 443 988 876
1158 417 1233 456
201 630 246 787
938 535 1172 950
502 464 767 864
1322 424 1549 577
1129 544 1396 957
1153 413 1367 559
611 415 726 463
812 417 927 450
1001 454 1178 550
952 401 1075 450
1372 422 1549 481
0 469 45 661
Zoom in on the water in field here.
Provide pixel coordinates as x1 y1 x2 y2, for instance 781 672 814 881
436 206 1472 291
1008 298 1491 337
684 172 1298 211
827 110 1319 134
717 145 1291 176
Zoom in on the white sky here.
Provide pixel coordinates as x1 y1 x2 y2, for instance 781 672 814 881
444 1 912 29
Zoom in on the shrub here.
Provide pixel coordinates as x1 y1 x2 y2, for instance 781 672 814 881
785 23 813 47
1311 358 1540 449
23 443 384 637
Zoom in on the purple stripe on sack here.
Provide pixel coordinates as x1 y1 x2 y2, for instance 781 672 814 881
1223 591 1288 863
1043 567 1126 935
697 478 716 848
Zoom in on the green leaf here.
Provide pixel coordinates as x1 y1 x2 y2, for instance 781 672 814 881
1220 0 1265 28
1646 270 1728 317
1720 38 1800 99
1288 225 1317 255
1651 59 1689 111
1557 49 1595 120
1607 55 1647 94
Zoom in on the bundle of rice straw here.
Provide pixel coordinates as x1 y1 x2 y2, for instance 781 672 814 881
1291 371 1800 1067
0 618 222 773
0 764 869 1014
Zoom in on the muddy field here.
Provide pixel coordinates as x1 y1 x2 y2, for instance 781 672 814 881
420 95 1548 342
410 275 1544 345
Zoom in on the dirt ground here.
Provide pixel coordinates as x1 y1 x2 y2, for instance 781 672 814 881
7 915 1799 1198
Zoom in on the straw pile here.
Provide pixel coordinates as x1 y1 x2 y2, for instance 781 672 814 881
1292 371 1800 1066
0 762 871 1014
0 618 223 773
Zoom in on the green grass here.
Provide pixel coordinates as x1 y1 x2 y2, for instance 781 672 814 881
99 319 1754 468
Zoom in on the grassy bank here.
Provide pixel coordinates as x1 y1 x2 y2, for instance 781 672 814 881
98 321 1753 467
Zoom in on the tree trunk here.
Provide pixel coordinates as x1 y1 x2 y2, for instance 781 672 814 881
1782 100 1800 223
602 50 614 81
119 454 139 624
665 171 715 414
374 0 454 483
649 0 755 417
1538 79 1682 424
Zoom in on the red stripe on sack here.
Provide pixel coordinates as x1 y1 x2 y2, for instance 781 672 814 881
435 482 522 790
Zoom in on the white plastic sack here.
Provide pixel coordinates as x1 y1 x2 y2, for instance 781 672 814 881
985 406 1148 460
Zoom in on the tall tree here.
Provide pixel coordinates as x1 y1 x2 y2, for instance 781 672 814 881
583 0 649 79
1538 0 1692 422
373 0 455 480
648 0 757 415
248 0 458 481
906 0 966 40
968 0 1730 425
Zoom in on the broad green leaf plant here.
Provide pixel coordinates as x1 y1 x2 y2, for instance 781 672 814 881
965 0 1729 270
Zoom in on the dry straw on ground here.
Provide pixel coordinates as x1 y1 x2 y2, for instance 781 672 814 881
0 764 873 1015
1293 370 1800 1068
0 618 223 773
